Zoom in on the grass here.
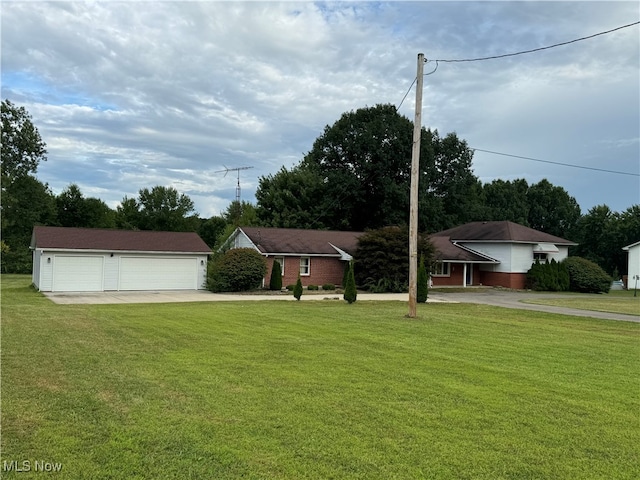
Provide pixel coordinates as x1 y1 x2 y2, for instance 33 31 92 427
522 289 640 316
2 274 639 479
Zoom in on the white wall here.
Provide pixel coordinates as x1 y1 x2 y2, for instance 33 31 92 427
460 242 570 274
627 244 640 290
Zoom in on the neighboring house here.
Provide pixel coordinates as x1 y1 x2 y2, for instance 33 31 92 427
622 241 640 290
221 227 364 287
31 226 211 292
429 221 577 289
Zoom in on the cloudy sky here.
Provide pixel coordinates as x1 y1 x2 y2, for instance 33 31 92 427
2 1 638 220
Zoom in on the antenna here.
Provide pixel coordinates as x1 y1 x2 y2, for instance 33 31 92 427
214 166 254 204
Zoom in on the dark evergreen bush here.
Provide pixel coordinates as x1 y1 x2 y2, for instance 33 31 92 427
526 259 570 292
344 261 357 304
563 256 612 293
308 284 319 291
322 283 335 291
417 254 428 303
207 248 266 292
293 276 303 300
269 260 282 290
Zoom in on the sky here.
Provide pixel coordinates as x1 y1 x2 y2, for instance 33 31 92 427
2 1 639 220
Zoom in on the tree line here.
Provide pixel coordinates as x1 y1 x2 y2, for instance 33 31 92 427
2 100 638 278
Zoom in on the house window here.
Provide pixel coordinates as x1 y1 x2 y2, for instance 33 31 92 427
274 256 284 275
431 261 450 277
533 253 547 262
300 257 310 276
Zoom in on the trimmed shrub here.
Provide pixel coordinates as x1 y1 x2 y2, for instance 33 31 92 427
286 284 295 291
322 283 335 291
417 254 428 303
563 256 612 293
526 259 571 292
293 276 303 300
207 248 266 292
307 284 319 291
344 261 357 304
269 260 282 291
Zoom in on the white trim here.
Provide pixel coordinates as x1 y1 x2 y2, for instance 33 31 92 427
299 257 310 276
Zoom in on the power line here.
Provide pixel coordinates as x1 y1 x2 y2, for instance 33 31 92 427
471 148 640 177
432 21 639 63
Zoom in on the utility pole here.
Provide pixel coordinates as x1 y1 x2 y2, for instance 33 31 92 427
215 166 254 204
408 53 425 318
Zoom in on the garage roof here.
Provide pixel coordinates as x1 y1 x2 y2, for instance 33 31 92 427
31 226 211 254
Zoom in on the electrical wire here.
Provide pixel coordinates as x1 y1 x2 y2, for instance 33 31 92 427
471 147 640 177
396 76 416 111
432 21 639 63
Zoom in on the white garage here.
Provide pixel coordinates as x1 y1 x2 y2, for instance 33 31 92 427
31 226 211 292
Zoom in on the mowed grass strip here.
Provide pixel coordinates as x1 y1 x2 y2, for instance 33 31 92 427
522 290 640 316
2 275 639 479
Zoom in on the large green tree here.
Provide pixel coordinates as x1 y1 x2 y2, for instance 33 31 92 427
1 99 47 184
482 179 530 225
255 104 479 232
526 179 581 239
123 186 199 232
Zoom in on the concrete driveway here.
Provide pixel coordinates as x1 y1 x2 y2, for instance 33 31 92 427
42 289 639 322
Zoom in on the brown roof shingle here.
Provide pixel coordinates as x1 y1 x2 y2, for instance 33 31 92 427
31 226 211 253
431 221 576 245
239 227 364 256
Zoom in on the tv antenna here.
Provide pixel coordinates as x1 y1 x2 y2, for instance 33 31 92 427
214 166 254 204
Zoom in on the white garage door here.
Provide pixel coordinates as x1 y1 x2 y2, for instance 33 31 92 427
119 257 197 290
53 255 104 292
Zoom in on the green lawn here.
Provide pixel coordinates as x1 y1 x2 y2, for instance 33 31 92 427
2 275 639 479
522 290 640 316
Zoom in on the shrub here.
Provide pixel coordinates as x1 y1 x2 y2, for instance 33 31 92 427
322 283 335 291
286 284 295 291
307 284 319 291
417 254 428 303
563 256 612 294
526 259 571 292
354 226 433 292
293 276 303 300
269 260 282 291
207 248 266 292
344 261 357 304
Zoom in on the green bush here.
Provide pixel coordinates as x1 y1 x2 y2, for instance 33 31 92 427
207 248 267 292
307 284 319 291
322 283 335 291
269 260 282 291
526 259 570 292
293 277 303 300
286 284 295 291
563 256 612 294
417 254 428 303
343 261 357 304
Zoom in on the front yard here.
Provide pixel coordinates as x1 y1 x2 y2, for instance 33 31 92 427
2 275 638 479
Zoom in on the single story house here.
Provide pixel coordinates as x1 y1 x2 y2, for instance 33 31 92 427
31 226 211 292
222 227 364 287
429 221 577 289
622 241 640 290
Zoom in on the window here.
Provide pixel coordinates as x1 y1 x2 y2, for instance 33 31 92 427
299 257 310 276
274 256 284 275
431 261 450 277
533 253 547 262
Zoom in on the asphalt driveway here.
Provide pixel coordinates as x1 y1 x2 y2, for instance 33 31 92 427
42 289 639 322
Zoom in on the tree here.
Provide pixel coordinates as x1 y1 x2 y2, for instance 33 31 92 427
134 186 198 231
222 201 258 228
343 261 357 304
1 175 57 273
198 216 227 248
482 179 530 225
115 196 141 230
269 260 283 291
527 179 581 239
1 99 47 184
293 276 303 300
417 254 429 303
354 226 433 292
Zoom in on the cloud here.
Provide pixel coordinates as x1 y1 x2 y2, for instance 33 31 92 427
2 1 638 219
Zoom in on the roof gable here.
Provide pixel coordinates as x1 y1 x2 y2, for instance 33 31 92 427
31 226 211 253
432 221 576 245
238 227 364 256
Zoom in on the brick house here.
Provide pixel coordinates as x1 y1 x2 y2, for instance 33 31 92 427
429 221 577 289
221 227 364 288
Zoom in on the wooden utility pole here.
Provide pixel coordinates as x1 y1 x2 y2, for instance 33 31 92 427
408 53 425 318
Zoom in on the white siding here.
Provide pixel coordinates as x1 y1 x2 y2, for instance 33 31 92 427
32 250 41 289
234 230 257 249
627 244 640 290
